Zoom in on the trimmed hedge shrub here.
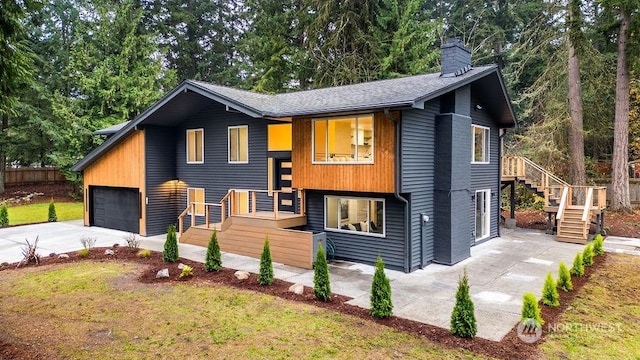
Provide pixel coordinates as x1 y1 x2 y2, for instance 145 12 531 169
450 269 477 338
570 252 584 277
258 237 274 286
582 244 594 266
163 224 179 262
0 203 8 227
593 234 605 256
521 292 544 326
48 198 57 222
541 271 559 306
370 256 393 318
313 245 331 301
204 229 222 272
557 262 573 292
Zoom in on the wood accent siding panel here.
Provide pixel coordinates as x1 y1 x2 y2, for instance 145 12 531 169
292 112 395 193
175 102 272 230
470 93 500 243
145 126 178 236
304 190 406 271
400 101 439 270
83 130 146 235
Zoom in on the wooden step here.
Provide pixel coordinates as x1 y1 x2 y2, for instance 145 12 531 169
556 235 587 244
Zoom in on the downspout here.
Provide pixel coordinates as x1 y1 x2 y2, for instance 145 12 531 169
384 108 411 273
498 128 506 237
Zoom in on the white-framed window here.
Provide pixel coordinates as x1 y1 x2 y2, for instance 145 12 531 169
186 129 204 164
472 125 490 163
313 114 374 164
324 196 384 237
187 188 205 216
475 189 491 241
228 125 249 163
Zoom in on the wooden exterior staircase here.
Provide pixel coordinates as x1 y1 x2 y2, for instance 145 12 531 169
502 156 606 244
177 189 320 269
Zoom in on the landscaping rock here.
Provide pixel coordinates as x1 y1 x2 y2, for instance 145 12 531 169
178 263 185 270
234 271 250 280
58 254 69 259
49 253 56 257
156 269 170 278
104 249 115 256
288 283 304 295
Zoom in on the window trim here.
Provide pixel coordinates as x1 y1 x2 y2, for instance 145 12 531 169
186 128 204 164
323 195 385 238
228 125 249 164
475 189 491 241
311 115 374 165
471 124 490 164
187 187 205 216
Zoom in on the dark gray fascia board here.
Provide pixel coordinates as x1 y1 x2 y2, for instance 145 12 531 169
185 80 264 118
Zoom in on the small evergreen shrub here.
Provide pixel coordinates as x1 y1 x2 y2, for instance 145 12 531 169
557 262 573 292
582 244 594 266
204 230 222 272
370 256 393 318
450 269 477 338
593 234 605 256
521 292 544 326
313 245 331 301
541 271 559 306
180 265 193 278
163 225 179 262
570 252 585 277
48 198 57 222
137 249 152 258
0 203 8 227
78 248 90 258
258 237 273 285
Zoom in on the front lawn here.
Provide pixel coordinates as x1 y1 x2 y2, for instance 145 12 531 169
0 262 486 359
541 254 640 359
7 202 83 225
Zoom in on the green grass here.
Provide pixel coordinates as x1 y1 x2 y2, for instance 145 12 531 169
0 262 487 359
7 202 83 225
541 254 640 359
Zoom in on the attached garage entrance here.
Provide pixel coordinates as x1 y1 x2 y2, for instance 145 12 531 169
90 186 140 233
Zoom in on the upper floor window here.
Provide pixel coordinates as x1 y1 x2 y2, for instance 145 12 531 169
472 125 490 163
186 129 204 164
228 125 248 163
313 114 373 164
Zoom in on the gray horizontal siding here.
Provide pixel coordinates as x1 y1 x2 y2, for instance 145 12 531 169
400 100 438 270
304 190 406 271
145 126 178 236
470 93 500 244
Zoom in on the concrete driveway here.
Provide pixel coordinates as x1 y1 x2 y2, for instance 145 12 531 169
0 221 614 341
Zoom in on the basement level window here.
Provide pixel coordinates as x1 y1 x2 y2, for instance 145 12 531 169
313 115 373 164
186 128 204 164
324 196 384 237
472 125 490 163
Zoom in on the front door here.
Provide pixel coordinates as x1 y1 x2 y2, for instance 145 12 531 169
275 159 294 212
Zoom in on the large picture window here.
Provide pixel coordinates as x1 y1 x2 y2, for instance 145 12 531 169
313 115 373 164
186 129 204 163
229 125 249 163
472 125 490 163
187 188 205 216
324 196 384 237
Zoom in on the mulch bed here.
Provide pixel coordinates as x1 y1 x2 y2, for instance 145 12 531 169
0 247 609 360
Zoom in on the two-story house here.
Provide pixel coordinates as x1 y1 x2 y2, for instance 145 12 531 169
72 40 516 272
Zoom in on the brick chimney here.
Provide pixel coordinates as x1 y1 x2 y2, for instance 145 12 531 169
441 38 472 77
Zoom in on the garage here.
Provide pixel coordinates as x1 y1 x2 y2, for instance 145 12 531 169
90 186 140 233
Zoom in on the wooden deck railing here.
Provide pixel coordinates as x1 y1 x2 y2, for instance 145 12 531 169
178 188 306 236
502 156 570 206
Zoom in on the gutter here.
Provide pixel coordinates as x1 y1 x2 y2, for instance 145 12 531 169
384 108 411 273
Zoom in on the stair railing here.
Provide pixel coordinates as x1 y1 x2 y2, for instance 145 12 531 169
502 156 569 207
556 186 569 220
177 202 221 237
582 188 594 222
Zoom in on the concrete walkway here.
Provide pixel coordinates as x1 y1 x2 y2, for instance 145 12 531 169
1 221 636 341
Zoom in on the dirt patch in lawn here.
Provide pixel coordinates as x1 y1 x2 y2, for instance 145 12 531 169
503 208 640 238
0 247 610 360
1 183 77 206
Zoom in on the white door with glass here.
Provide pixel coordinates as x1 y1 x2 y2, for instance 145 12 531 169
475 189 490 241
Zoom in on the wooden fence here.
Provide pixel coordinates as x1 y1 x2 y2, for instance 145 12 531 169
4 168 67 186
596 180 640 208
